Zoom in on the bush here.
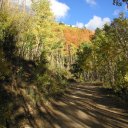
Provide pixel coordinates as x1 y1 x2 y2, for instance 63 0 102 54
36 71 68 98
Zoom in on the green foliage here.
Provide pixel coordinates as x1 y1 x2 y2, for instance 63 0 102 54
36 71 67 98
74 15 128 97
0 0 71 127
72 43 93 79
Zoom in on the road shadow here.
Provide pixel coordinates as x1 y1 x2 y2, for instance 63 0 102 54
41 84 128 128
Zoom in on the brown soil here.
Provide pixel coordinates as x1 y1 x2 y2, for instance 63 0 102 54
42 83 128 128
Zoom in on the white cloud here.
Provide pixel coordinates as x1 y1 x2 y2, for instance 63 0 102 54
85 16 111 30
49 0 70 19
76 22 84 28
85 0 96 5
14 0 69 19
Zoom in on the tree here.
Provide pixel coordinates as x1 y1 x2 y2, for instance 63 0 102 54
113 0 128 8
74 14 128 96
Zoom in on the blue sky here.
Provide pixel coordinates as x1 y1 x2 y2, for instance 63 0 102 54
49 0 128 30
24 0 128 30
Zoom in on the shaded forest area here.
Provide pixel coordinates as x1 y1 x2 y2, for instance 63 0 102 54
0 0 92 127
72 13 128 97
0 0 128 128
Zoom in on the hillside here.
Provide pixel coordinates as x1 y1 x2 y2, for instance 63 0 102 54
60 24 94 46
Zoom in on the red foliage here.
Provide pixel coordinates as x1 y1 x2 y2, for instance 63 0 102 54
63 27 94 46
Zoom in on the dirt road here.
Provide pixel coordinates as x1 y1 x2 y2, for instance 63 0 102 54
41 84 128 128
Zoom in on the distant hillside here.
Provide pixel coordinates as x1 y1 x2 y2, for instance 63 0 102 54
59 24 94 46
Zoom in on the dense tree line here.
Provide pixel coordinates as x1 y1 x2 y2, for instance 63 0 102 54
73 13 128 96
0 0 73 127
